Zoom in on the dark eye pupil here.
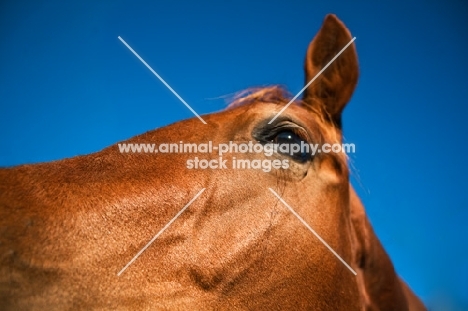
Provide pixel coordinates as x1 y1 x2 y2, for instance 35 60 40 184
273 131 310 162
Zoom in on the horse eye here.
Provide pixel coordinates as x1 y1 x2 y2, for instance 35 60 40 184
273 130 310 163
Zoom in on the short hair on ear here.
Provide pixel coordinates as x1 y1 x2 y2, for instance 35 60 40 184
303 14 359 128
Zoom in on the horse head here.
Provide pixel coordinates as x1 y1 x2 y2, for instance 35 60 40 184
0 14 425 310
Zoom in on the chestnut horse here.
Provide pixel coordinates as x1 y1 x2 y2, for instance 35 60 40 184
0 15 425 310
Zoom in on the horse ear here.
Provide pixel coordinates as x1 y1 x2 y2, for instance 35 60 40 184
303 14 359 128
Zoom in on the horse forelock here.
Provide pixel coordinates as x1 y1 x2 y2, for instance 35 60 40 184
226 85 293 109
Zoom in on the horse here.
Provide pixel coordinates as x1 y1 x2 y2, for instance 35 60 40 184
0 14 425 310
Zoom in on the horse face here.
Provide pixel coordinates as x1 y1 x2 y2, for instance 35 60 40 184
178 104 358 309
1 14 425 311
114 14 361 309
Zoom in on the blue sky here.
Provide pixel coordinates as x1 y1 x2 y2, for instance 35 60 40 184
1 0 467 309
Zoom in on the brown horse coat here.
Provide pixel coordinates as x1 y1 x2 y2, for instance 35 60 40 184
0 14 425 310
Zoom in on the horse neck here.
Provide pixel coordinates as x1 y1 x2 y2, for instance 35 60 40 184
349 186 411 310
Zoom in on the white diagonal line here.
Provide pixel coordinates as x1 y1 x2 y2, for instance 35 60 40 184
118 36 207 125
268 188 357 275
117 188 206 276
268 37 356 124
